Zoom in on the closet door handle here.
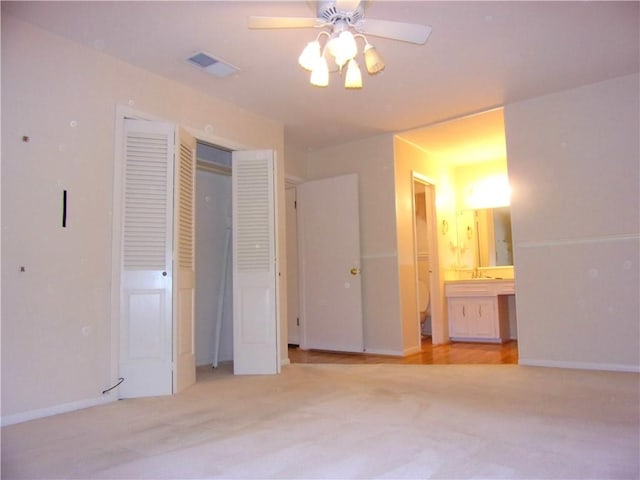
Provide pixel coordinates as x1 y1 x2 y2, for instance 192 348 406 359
162 271 167 277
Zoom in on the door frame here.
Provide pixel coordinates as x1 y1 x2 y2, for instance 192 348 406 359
110 105 275 392
411 172 445 345
284 176 303 350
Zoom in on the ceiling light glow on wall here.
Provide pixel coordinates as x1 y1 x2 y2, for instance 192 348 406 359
466 175 512 209
298 26 384 89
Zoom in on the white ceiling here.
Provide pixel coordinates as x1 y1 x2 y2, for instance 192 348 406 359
4 1 639 154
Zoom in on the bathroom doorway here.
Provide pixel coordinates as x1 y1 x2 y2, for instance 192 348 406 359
412 176 441 345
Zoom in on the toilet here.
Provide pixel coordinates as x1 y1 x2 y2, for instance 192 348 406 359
419 279 431 336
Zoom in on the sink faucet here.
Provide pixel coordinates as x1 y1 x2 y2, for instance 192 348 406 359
472 268 494 279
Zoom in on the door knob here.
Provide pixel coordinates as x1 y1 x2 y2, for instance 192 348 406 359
350 267 360 276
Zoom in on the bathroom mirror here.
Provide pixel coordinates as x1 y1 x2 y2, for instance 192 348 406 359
458 207 513 267
476 207 513 267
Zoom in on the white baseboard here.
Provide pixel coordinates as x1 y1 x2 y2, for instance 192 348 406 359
519 358 640 373
1 394 117 427
403 345 422 356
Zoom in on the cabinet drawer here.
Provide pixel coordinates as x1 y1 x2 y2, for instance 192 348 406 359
445 283 493 297
445 280 515 297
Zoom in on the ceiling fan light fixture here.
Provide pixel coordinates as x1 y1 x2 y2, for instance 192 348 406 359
248 2 432 89
364 43 385 74
344 59 362 89
310 57 330 87
326 30 357 70
298 40 321 71
325 36 344 67
338 30 358 60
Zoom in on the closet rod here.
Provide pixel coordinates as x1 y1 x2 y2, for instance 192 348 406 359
196 160 232 176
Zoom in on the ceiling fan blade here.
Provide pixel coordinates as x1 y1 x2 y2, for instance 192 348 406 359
248 16 323 29
335 0 362 12
355 18 432 44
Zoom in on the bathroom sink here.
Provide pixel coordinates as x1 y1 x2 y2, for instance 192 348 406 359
445 278 516 296
448 277 509 283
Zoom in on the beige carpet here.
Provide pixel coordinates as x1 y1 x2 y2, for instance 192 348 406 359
2 363 639 479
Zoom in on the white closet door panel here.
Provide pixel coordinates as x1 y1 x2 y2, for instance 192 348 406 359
173 128 196 393
122 128 173 270
120 119 174 398
126 290 165 358
232 150 279 375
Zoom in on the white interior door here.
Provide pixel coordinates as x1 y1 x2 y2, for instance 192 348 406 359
298 174 364 352
173 128 196 392
232 150 279 375
285 186 300 345
119 119 174 398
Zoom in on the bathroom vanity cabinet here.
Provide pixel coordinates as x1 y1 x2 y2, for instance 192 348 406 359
445 279 515 343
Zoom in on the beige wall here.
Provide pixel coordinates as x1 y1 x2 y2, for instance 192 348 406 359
1 16 285 421
306 134 404 354
505 73 639 371
283 143 308 181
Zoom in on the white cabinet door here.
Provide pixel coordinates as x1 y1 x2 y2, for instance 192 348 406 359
448 300 470 338
470 298 497 338
448 297 500 341
232 150 279 375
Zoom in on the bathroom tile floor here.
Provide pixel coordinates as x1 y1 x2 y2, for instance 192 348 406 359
288 337 518 365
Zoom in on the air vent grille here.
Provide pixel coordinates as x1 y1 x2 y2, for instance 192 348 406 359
186 51 239 78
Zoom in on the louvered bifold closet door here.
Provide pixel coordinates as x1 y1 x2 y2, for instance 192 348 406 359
232 150 279 375
173 128 196 392
120 119 174 398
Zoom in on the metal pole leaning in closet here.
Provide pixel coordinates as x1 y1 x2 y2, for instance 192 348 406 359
212 225 232 368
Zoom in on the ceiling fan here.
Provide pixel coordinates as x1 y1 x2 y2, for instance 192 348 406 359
248 0 432 88
248 0 432 45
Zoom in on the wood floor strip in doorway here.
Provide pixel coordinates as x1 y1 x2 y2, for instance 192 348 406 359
288 338 518 365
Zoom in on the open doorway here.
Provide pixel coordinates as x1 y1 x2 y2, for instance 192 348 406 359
413 181 433 340
194 142 233 368
195 145 280 375
412 174 444 348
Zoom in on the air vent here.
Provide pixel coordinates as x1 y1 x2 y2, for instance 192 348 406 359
186 52 239 78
